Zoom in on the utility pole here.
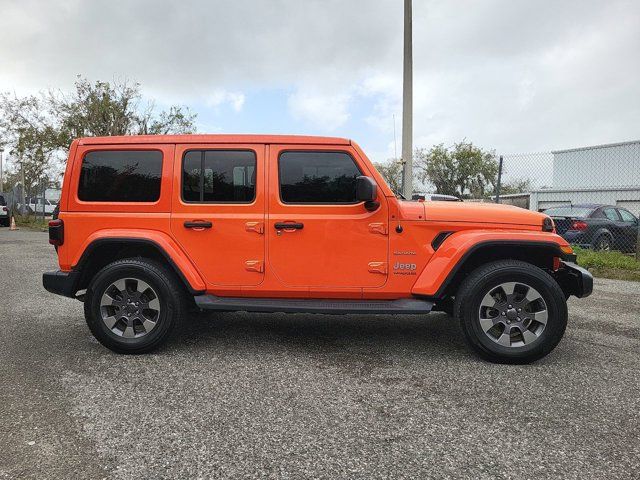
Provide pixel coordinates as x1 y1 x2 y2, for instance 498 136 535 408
495 156 503 203
401 0 413 199
19 154 26 215
0 147 4 193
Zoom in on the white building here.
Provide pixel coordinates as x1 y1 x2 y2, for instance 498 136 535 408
530 140 640 215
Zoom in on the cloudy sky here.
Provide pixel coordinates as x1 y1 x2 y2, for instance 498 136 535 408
1 0 639 165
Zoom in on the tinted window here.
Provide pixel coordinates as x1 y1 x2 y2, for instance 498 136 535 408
182 150 256 203
618 209 637 223
279 151 361 203
603 208 620 221
78 151 162 202
0 195 5 206
544 206 595 218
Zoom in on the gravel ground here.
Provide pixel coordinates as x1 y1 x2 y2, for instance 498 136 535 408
1 229 639 479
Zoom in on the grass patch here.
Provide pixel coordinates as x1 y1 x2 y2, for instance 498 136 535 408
573 246 640 281
13 214 49 232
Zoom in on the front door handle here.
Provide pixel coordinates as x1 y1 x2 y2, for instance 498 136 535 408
274 222 304 230
184 221 212 229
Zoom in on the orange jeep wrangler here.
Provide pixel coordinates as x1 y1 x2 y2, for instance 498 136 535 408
43 135 592 363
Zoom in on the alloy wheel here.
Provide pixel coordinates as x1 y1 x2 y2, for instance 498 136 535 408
99 278 161 338
478 282 548 348
596 237 611 251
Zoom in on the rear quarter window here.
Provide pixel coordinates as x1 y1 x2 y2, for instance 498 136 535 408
78 150 163 202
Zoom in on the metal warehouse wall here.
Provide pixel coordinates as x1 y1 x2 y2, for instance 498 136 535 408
552 140 640 189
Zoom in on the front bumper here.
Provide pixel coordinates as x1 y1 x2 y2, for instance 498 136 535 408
43 270 79 298
554 261 594 298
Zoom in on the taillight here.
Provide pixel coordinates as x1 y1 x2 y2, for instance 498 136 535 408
2 206 7 212
49 219 64 246
571 220 588 231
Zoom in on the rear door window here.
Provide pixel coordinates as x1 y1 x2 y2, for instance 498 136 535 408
603 208 621 221
618 209 637 223
78 150 163 202
182 150 256 203
278 151 362 204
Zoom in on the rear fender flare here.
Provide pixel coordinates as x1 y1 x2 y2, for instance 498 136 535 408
73 229 206 294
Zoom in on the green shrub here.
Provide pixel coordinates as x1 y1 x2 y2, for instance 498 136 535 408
573 246 640 281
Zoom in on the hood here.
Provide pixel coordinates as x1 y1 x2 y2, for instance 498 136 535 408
404 200 548 227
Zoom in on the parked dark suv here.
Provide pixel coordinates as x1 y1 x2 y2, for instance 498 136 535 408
544 204 639 252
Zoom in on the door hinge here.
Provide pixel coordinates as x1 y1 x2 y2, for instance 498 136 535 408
368 261 387 274
245 260 264 273
245 222 264 234
368 223 388 235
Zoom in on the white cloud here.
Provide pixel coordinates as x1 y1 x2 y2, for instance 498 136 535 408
0 0 639 154
287 90 351 131
206 89 245 112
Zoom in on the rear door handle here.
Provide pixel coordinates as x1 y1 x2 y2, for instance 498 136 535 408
274 222 304 230
184 221 212 229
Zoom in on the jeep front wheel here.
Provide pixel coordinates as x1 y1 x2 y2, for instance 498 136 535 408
84 258 186 354
454 260 568 364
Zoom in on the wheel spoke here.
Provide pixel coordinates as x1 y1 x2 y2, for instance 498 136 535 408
521 329 538 344
525 287 543 303
137 280 152 295
480 292 496 309
500 282 517 296
122 326 135 338
112 278 127 293
497 331 511 347
100 292 117 307
103 315 118 329
148 297 160 311
479 318 495 332
142 319 156 332
530 310 548 325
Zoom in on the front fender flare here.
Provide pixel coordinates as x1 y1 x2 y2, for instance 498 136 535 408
411 230 571 297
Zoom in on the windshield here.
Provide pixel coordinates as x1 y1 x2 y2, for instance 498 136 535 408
544 206 594 218
0 195 5 206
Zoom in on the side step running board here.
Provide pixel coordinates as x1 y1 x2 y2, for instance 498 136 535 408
194 295 433 315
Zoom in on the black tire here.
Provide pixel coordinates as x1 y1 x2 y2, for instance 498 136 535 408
84 258 187 354
592 233 612 251
0 218 9 227
454 260 568 364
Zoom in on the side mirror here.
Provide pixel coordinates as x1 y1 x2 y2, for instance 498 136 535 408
355 176 379 211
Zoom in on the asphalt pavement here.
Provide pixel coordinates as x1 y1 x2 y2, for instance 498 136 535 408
1 228 638 479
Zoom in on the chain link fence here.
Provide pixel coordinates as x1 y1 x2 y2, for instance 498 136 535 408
492 140 640 255
0 182 56 224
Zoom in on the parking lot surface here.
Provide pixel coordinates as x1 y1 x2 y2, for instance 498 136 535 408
1 229 639 479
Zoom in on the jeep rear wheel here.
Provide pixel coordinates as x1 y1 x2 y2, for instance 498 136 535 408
454 260 568 364
84 258 186 354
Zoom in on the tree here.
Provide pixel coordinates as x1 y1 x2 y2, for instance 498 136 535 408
374 160 403 194
0 76 198 198
414 141 498 198
0 93 62 197
499 178 532 195
49 76 197 146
